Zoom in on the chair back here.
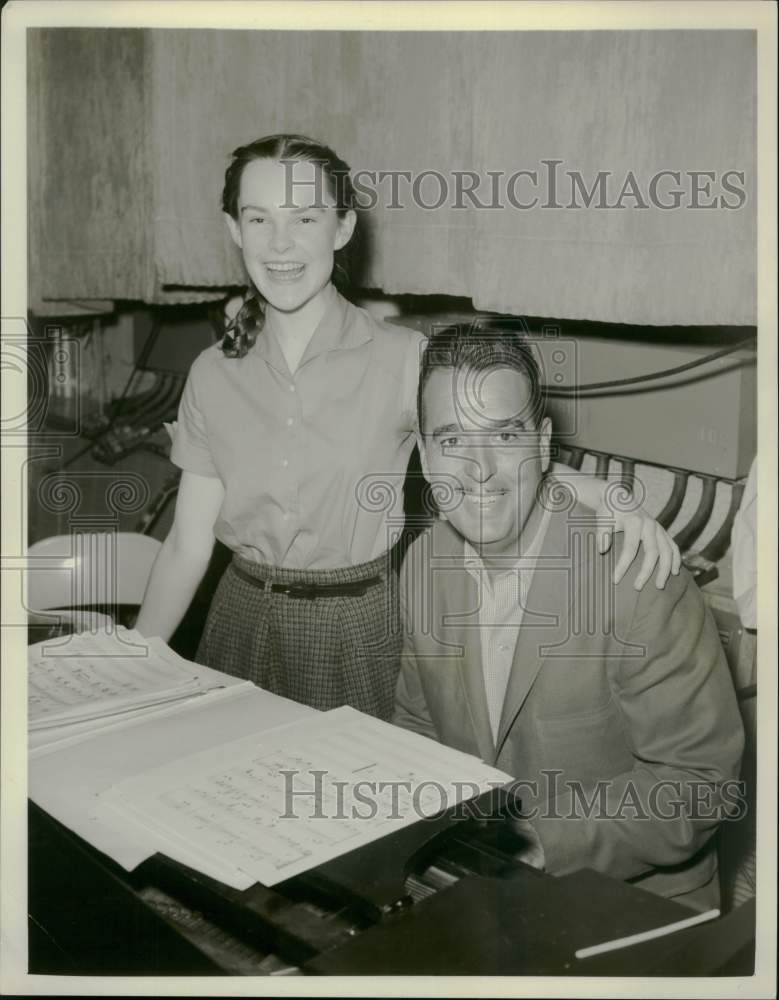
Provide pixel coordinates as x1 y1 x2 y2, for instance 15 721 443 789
26 532 162 611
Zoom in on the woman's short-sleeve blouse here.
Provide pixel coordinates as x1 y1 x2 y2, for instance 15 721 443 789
171 291 425 569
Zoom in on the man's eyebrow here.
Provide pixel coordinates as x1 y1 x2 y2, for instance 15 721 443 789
429 416 529 436
430 423 461 439
239 204 328 214
493 416 529 431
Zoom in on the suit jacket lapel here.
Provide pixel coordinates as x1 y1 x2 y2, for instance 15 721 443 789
495 505 578 758
431 520 496 763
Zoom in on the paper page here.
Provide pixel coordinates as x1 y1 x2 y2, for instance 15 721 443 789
27 627 213 728
100 706 511 888
28 682 254 757
29 684 316 870
94 794 256 891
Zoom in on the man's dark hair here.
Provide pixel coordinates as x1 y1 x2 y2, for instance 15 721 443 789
417 322 546 430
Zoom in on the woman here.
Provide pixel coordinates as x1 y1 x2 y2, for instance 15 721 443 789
136 134 679 720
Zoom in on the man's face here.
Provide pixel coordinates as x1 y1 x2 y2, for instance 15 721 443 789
224 157 355 315
420 365 552 560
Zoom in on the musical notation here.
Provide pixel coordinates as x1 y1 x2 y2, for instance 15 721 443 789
97 706 511 889
28 628 213 732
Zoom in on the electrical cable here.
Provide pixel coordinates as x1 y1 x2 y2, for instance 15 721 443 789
673 477 718 552
594 454 610 480
62 316 162 469
701 480 747 563
543 337 755 395
655 471 689 530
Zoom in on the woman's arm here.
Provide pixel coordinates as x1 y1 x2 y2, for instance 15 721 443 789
551 462 681 590
135 471 225 641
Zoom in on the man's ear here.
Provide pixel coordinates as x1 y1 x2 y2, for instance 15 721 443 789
224 212 243 250
539 416 553 474
334 209 357 251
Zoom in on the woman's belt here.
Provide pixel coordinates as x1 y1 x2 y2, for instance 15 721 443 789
230 562 383 600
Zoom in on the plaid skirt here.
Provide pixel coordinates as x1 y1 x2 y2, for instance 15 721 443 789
196 549 403 720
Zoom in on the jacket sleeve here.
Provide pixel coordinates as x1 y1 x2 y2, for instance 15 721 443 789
532 567 745 881
392 552 439 742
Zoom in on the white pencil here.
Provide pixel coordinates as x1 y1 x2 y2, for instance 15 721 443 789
575 907 720 960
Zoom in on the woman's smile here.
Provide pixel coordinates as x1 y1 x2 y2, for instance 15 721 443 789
264 261 306 282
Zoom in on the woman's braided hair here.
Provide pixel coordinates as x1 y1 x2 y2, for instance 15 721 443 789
220 134 357 358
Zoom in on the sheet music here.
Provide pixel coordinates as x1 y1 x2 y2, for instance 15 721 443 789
95 792 256 890
98 706 511 888
28 682 251 757
30 682 312 872
28 628 214 730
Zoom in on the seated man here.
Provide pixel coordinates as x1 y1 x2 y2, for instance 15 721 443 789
393 325 744 911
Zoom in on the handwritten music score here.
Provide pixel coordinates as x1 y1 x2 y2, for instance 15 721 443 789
97 706 512 889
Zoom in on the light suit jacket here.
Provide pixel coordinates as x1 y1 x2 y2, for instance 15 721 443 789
393 501 744 910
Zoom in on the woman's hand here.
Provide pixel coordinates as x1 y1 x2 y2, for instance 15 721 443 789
597 505 682 589
550 463 682 590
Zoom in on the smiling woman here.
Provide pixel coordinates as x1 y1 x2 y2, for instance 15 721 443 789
224 158 354 373
134 132 682 720
135 134 427 717
219 136 358 363
222 155 355 365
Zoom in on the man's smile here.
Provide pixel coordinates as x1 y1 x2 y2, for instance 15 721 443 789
458 488 509 508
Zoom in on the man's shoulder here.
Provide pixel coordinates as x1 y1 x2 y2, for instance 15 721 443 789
550 500 694 616
402 519 464 562
399 520 466 601
598 533 697 636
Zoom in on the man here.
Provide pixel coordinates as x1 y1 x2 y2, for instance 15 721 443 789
393 326 744 910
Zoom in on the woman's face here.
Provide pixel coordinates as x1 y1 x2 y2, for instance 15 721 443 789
224 157 356 315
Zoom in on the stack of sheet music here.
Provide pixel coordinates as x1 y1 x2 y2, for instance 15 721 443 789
28 627 240 752
28 629 511 891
